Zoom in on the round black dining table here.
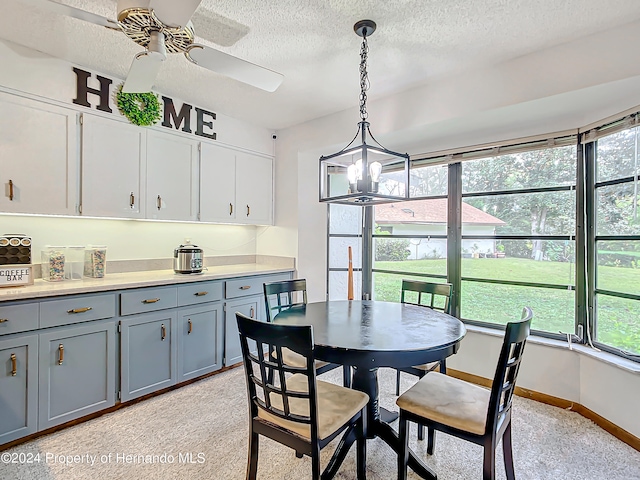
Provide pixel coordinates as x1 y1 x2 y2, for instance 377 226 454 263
274 300 467 480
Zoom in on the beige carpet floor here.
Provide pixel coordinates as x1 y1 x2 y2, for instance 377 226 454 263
2 367 639 480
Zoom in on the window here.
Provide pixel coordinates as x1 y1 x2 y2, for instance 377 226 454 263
373 164 449 302
592 126 640 356
326 112 640 362
460 144 577 335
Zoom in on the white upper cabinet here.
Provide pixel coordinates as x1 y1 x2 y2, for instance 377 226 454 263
200 144 273 225
81 114 146 219
236 152 273 225
146 130 198 221
200 143 237 223
0 93 78 215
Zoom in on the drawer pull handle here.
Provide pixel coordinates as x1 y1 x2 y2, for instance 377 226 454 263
229 203 233 215
11 353 17 376
9 179 14 201
250 306 255 318
142 298 161 304
129 192 135 208
194 291 208 297
67 307 93 314
157 195 162 210
58 344 64 365
246 204 250 217
161 324 166 341
188 320 192 334
239 286 251 290
0 318 8 323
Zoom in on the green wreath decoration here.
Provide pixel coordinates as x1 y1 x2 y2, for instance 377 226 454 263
115 85 161 126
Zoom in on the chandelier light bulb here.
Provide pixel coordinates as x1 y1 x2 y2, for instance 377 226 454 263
369 161 382 183
347 163 358 184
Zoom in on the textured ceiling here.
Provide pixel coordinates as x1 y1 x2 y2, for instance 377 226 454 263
3 0 640 130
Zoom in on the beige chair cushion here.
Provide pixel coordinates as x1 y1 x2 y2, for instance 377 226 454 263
411 361 440 372
396 372 490 435
258 374 369 441
278 348 330 370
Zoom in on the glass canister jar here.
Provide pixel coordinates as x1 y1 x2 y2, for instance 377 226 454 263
65 246 85 281
84 245 107 278
41 246 66 282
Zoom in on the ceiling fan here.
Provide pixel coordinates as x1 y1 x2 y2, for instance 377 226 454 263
19 0 284 92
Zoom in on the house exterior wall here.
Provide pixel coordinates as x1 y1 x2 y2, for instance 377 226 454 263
376 223 497 259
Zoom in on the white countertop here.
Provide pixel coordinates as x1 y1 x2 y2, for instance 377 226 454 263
0 263 294 302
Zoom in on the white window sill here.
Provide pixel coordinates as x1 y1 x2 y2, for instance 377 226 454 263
464 323 640 375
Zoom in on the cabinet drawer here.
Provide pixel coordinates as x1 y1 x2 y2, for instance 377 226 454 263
0 302 39 336
225 273 291 299
120 286 177 316
177 281 222 306
40 294 116 328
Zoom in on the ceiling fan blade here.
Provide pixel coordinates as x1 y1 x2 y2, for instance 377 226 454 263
149 0 202 29
122 51 165 93
18 0 117 29
186 45 283 92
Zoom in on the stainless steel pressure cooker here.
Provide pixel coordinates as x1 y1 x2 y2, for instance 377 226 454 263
173 243 203 274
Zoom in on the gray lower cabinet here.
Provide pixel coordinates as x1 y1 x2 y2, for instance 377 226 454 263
120 311 177 402
38 320 116 430
177 303 223 382
225 296 262 366
0 334 38 444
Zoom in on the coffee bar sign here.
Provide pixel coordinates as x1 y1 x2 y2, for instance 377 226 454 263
72 67 216 139
0 265 34 287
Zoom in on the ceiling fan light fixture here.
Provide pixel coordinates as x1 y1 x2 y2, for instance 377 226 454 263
319 20 410 206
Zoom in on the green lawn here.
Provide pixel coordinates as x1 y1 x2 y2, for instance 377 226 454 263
373 258 640 354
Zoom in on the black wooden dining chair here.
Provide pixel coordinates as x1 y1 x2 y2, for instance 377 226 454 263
397 280 454 442
264 279 351 387
396 307 533 480
236 312 369 480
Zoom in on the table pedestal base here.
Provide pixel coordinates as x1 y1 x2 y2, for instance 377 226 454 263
326 366 437 480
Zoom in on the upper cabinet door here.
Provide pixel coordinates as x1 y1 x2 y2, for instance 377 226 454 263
0 93 78 215
81 114 146 219
236 152 273 225
146 130 198 221
200 142 236 223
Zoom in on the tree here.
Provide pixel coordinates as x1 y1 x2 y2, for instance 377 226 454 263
462 146 576 260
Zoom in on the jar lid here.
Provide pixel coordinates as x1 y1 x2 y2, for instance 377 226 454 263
176 244 202 252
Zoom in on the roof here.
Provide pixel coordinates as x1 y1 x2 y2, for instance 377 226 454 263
375 199 505 226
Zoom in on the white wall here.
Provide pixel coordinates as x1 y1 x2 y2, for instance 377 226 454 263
0 40 275 262
265 22 640 437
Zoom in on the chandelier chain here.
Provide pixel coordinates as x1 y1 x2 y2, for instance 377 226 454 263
359 35 370 121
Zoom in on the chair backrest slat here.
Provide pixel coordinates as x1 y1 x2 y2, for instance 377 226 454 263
264 279 308 322
401 280 453 314
486 307 533 434
236 312 319 430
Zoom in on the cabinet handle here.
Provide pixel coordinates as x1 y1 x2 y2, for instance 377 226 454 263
229 203 233 215
8 179 14 201
142 298 160 304
58 344 64 365
0 318 8 323
67 307 93 314
188 320 192 334
194 291 208 297
239 286 251 290
246 204 250 217
161 324 166 341
157 195 162 210
129 192 135 208
250 307 255 318
10 353 17 376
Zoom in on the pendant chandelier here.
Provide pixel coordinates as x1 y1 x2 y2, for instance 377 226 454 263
319 20 410 205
